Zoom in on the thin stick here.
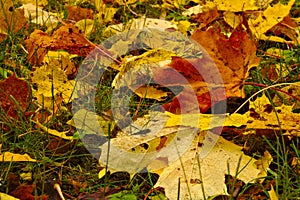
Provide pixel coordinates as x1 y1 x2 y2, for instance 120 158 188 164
233 82 300 114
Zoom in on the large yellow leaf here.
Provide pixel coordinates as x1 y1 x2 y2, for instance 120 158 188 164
155 132 263 199
212 0 267 11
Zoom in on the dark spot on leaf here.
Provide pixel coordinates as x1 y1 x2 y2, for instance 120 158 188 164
288 88 293 94
250 108 260 119
277 109 281 113
140 143 149 150
263 104 273 113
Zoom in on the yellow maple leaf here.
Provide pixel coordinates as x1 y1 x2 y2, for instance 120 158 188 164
248 0 295 38
31 58 74 111
245 93 300 134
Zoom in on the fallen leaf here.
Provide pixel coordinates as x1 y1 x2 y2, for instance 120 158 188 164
189 4 219 29
65 5 94 22
51 24 95 56
25 30 53 65
248 0 295 39
0 0 27 41
255 150 273 180
26 24 97 65
31 58 74 113
212 0 269 11
0 152 36 162
69 109 115 136
20 3 58 25
35 121 73 140
99 110 246 173
244 93 300 134
272 82 300 110
0 74 31 118
10 185 47 200
75 19 95 36
155 131 264 199
152 24 260 113
0 193 20 200
268 185 278 200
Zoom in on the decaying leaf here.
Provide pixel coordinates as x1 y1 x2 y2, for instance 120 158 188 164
65 5 94 22
272 82 300 110
0 0 27 41
152 24 260 113
26 24 96 65
0 74 31 118
0 152 36 162
25 30 54 65
104 17 178 37
255 150 273 180
212 0 271 11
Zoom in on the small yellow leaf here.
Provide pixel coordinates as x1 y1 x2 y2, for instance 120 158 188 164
0 152 36 162
255 151 273 181
213 0 259 11
223 11 243 29
31 59 75 111
177 20 191 33
98 168 107 179
268 185 278 200
35 121 73 140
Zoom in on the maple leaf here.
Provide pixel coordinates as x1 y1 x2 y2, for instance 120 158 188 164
31 57 75 118
244 93 300 135
152 24 260 113
248 0 296 40
97 110 265 199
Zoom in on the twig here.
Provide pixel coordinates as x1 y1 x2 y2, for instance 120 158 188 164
233 82 300 114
